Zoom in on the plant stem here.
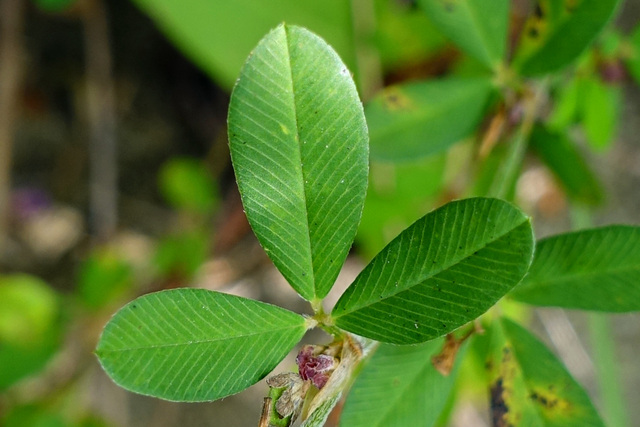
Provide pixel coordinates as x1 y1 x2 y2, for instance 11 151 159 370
490 81 547 200
587 314 630 427
0 0 26 248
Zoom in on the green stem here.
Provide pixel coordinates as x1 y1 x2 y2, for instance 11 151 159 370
587 314 630 427
490 81 547 200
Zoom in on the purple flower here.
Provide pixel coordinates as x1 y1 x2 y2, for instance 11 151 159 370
296 345 337 389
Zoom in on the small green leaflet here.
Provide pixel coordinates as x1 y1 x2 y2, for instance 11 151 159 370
332 198 534 344
228 24 368 301
510 226 640 312
96 289 308 402
417 0 509 69
367 78 491 161
488 318 605 426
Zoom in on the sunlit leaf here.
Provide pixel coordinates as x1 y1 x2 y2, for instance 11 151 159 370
510 226 640 312
96 289 308 401
228 24 368 301
367 78 491 161
487 318 604 426
529 126 603 205
417 0 509 68
333 198 534 344
515 0 622 75
130 0 355 89
340 337 465 426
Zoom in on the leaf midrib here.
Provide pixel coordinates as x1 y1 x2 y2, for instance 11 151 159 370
99 324 302 353
337 216 529 316
283 25 316 301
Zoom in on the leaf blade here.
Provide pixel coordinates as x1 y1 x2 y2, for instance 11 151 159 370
96 289 307 402
515 0 621 75
510 226 640 311
228 24 368 300
367 78 491 161
488 318 605 426
333 198 534 344
339 338 464 426
417 0 509 68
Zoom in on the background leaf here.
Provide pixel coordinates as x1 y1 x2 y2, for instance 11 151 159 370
367 78 491 161
158 157 218 214
332 198 534 344
626 23 640 85
416 0 509 69
510 226 640 312
529 125 603 205
487 318 604 426
130 0 355 89
0 275 62 391
580 77 620 150
515 0 621 75
96 289 307 402
228 24 368 301
339 337 465 427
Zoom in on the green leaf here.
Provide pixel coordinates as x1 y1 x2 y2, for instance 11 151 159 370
130 0 355 89
357 156 446 258
547 77 583 130
417 0 509 68
529 126 603 205
78 249 134 310
367 78 492 161
488 318 604 426
340 337 464 426
228 24 368 301
332 198 534 344
33 0 76 12
510 226 640 312
158 157 218 214
515 0 621 75
96 289 307 402
154 231 209 281
580 77 620 150
0 275 62 390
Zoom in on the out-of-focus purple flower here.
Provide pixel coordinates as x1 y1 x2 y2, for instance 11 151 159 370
599 60 626 84
12 188 51 221
296 345 337 389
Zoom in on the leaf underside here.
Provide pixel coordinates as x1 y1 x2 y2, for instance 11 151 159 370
96 289 306 402
333 198 534 344
228 24 368 301
510 226 640 312
488 318 605 426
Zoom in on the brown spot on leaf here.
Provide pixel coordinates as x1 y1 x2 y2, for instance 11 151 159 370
382 88 413 111
490 378 513 427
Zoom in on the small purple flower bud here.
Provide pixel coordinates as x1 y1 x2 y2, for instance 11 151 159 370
296 345 337 389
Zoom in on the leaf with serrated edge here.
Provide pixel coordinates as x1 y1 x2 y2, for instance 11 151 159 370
488 318 604 426
367 78 492 161
511 226 640 312
340 337 465 427
417 0 509 68
332 198 534 344
228 24 368 301
96 289 308 402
